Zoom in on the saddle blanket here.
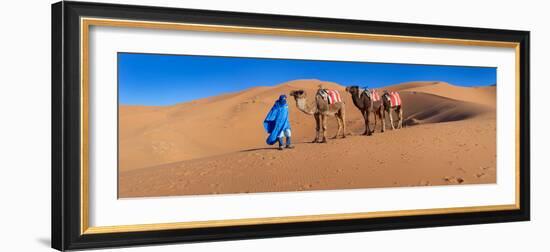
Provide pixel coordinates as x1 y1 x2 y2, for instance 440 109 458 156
359 88 380 102
370 89 381 102
319 89 342 104
388 91 402 107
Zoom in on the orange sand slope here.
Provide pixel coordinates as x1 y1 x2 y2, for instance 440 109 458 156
118 80 496 197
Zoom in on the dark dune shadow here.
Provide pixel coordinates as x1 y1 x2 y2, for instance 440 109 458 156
399 91 492 126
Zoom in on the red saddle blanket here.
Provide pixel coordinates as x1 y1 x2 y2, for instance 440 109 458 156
387 91 402 107
360 89 380 102
370 89 381 102
319 89 342 104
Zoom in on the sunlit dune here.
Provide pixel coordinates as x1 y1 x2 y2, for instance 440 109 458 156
118 79 496 197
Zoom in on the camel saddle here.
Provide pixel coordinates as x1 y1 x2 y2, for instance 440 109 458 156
318 89 342 105
386 91 402 107
360 88 381 102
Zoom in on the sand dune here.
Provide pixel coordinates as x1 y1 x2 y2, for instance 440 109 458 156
119 79 347 171
119 118 496 197
118 79 496 197
396 81 496 107
399 92 493 125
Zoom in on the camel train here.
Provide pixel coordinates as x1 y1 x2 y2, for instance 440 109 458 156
289 85 403 143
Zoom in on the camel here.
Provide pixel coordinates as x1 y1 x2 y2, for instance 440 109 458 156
289 89 346 143
381 90 404 130
345 86 386 135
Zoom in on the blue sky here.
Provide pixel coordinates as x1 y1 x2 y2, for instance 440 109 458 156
118 53 496 106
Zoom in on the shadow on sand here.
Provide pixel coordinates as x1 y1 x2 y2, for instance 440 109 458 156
239 141 319 153
239 147 280 152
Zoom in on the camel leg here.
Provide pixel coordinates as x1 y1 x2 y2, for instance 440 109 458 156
361 111 367 135
333 115 342 139
368 110 375 135
313 113 320 143
372 111 378 132
380 109 386 133
377 110 381 133
341 108 347 138
398 106 403 129
362 111 370 135
389 109 395 130
321 115 328 143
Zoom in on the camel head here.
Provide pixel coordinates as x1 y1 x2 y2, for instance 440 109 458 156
289 90 316 115
347 85 372 100
345 86 360 95
289 90 306 100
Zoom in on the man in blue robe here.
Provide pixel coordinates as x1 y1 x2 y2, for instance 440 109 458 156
264 95 294 150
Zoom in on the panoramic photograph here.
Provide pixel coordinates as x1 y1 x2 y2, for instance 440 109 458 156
117 53 497 198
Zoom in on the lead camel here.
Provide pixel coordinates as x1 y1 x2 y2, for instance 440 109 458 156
289 88 346 143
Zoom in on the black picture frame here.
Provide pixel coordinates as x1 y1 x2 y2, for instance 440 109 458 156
52 1 530 251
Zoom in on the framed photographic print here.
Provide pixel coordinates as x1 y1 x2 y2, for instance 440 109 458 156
52 1 530 250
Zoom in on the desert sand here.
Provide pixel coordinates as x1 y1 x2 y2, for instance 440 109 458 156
118 80 496 198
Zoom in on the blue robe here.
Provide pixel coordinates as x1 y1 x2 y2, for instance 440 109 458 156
263 97 291 145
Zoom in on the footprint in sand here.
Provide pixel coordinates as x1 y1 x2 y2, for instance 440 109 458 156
301 184 313 190
419 180 431 186
443 176 465 184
